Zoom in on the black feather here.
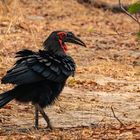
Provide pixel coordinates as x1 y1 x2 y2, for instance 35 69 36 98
0 91 14 108
16 49 34 57
0 31 84 129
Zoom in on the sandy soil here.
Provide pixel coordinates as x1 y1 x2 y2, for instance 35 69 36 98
0 0 140 139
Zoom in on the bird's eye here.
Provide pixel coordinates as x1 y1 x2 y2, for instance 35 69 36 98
67 32 74 37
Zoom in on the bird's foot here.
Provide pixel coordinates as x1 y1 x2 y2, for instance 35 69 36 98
46 124 53 130
34 125 39 130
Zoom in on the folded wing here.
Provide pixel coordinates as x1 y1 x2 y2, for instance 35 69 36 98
1 50 75 85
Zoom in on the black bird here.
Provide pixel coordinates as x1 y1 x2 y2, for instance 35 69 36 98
0 31 86 129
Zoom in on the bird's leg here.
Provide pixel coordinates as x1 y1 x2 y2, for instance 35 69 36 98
37 104 52 130
34 104 39 129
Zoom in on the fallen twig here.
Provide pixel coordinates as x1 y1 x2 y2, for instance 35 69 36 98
111 106 125 128
119 0 140 27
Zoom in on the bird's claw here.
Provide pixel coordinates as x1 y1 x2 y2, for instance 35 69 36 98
34 125 39 130
46 124 53 130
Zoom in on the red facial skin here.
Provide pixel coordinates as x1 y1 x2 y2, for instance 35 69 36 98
57 32 68 53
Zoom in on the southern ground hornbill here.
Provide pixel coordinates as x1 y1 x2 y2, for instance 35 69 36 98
0 31 86 129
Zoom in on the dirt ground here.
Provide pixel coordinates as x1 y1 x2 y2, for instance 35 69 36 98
0 0 140 139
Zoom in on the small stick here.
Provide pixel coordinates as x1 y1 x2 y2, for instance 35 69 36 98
111 106 125 128
118 0 140 27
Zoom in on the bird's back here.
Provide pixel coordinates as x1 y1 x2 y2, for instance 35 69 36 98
2 49 75 85
1 49 75 107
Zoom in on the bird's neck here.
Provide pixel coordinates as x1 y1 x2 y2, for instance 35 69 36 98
44 42 66 55
58 40 67 53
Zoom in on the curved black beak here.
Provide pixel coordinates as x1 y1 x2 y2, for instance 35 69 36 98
64 34 86 47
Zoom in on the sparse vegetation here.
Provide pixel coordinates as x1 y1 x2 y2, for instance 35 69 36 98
0 0 140 139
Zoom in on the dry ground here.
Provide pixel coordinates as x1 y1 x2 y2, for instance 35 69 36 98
0 0 140 139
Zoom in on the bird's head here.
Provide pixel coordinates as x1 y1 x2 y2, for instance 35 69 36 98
43 31 86 55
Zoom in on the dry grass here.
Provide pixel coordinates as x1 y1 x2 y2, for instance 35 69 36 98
0 0 140 139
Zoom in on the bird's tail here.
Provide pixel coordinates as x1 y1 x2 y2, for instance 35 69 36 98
0 90 14 108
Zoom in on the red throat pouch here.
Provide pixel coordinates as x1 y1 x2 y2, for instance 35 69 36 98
59 40 67 53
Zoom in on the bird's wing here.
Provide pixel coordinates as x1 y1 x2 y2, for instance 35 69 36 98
1 50 75 85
